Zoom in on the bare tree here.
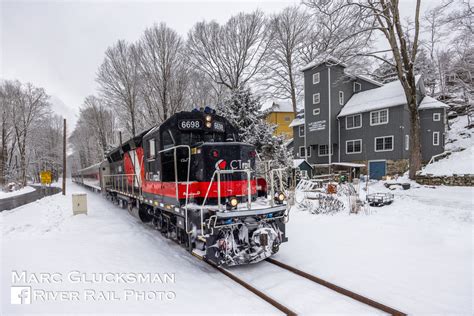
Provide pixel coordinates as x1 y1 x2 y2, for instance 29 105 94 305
97 40 142 136
12 82 50 186
0 80 19 187
81 95 115 156
262 6 309 113
187 10 271 90
138 23 188 124
301 0 376 65
305 0 425 179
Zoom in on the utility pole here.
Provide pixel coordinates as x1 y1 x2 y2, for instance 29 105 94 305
62 118 66 195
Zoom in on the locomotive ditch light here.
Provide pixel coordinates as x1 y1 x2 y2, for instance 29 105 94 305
205 121 212 128
205 115 212 122
274 192 286 204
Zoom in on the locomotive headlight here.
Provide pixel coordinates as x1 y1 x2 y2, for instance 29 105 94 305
226 197 238 210
205 121 212 128
230 197 238 207
274 192 286 204
205 115 212 122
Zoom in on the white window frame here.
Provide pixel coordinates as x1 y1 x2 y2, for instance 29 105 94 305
318 144 333 157
346 139 362 154
148 138 156 159
370 109 389 126
405 134 409 151
345 114 362 130
374 135 394 152
433 131 440 146
298 125 305 137
313 108 320 116
339 91 344 105
433 113 441 121
299 146 311 158
313 72 320 84
313 93 320 104
353 82 362 92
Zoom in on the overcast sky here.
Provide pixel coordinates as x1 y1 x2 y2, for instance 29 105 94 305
1 0 436 128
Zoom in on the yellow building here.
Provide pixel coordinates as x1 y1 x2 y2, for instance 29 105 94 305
264 101 295 138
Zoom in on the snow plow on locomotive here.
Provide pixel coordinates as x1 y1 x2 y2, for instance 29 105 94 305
73 108 290 266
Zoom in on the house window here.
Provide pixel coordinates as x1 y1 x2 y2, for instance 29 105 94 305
433 113 441 121
370 109 389 126
339 91 344 105
313 93 320 104
318 144 332 156
313 72 320 84
313 108 320 116
299 146 311 157
374 136 394 152
298 125 305 137
405 135 409 151
148 139 156 158
433 131 440 146
345 114 362 129
353 82 362 92
346 139 362 154
284 116 291 122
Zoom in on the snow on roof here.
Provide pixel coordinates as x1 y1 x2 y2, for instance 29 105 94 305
261 100 295 113
419 96 450 110
293 159 310 168
289 117 304 127
338 75 422 117
354 74 383 87
300 56 347 72
332 162 366 168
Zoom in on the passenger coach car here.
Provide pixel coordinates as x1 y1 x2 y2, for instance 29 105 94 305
73 108 289 266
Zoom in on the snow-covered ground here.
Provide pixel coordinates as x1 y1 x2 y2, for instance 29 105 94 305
0 186 36 200
421 115 473 176
278 180 473 315
1 180 473 315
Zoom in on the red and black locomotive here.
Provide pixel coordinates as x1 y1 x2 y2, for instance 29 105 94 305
73 108 289 266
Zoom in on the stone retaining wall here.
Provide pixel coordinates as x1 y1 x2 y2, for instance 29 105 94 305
415 174 474 186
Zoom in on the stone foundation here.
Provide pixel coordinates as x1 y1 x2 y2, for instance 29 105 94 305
415 174 474 186
387 159 409 175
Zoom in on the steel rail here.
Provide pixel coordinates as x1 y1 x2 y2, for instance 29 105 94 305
199 256 296 316
266 258 407 316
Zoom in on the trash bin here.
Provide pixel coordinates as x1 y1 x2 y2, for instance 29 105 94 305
72 193 87 215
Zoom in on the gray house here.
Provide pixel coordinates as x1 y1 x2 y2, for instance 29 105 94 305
291 57 449 179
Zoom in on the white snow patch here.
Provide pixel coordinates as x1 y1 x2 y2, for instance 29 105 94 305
0 186 35 200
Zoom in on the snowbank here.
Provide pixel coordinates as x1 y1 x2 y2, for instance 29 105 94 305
0 186 35 200
421 146 473 176
421 116 473 176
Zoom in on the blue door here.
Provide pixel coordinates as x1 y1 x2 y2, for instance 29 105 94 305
369 161 386 180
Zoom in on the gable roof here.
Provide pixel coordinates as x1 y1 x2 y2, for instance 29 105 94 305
418 96 450 110
338 75 422 117
300 56 347 72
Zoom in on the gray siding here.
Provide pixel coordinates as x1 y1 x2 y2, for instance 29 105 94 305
292 125 306 158
303 62 379 164
419 108 446 162
339 105 409 162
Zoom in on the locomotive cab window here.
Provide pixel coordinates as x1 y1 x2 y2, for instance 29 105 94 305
148 138 156 159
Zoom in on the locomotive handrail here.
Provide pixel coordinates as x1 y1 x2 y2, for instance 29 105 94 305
157 145 192 234
270 168 287 207
199 168 254 238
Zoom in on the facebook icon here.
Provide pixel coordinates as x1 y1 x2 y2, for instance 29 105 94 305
11 286 31 304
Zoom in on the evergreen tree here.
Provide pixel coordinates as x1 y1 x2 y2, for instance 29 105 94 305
217 88 292 169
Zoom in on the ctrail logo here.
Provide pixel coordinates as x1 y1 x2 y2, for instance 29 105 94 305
11 286 31 304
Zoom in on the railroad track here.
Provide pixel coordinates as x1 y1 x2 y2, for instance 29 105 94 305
194 252 407 315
